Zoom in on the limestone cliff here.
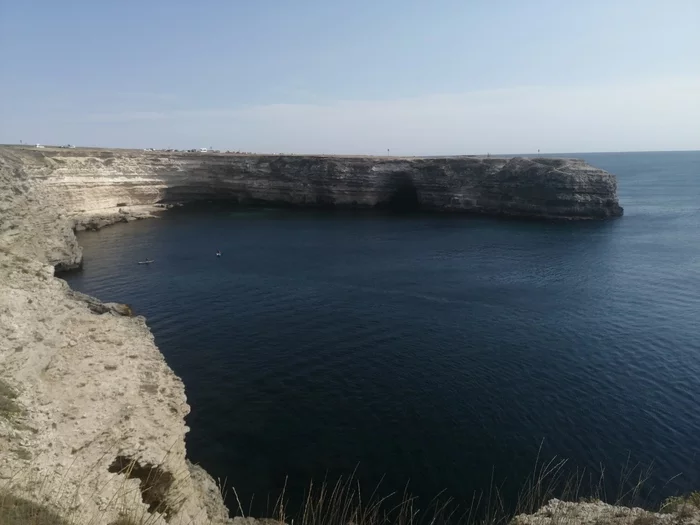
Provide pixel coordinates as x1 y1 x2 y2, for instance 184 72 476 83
0 145 625 524
0 147 232 523
8 147 623 217
0 254 232 524
0 145 623 270
4 147 622 218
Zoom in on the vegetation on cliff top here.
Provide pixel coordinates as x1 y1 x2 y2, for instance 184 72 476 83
4 456 697 525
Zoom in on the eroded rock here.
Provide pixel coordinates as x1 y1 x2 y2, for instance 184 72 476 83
0 252 233 523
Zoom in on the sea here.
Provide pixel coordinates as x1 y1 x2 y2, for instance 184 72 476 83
64 151 700 515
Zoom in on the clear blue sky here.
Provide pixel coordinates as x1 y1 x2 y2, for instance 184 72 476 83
1 0 698 154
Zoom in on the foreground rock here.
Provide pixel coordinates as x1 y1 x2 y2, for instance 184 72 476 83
0 150 236 523
0 252 232 524
512 498 700 525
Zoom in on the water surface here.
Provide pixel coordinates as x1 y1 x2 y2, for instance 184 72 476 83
65 151 700 513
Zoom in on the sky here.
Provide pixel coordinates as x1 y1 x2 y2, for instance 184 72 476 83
0 0 698 154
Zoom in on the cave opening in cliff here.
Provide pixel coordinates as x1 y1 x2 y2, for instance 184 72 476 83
379 175 422 212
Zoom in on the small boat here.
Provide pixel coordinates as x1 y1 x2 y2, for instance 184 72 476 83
216 251 222 257
138 260 154 265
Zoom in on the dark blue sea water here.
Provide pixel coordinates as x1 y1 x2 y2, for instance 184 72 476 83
64 151 700 514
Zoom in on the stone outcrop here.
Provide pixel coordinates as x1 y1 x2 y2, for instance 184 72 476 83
0 145 626 524
0 252 232 524
512 498 700 525
0 147 235 523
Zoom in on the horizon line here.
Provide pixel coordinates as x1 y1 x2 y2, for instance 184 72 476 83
1 144 698 157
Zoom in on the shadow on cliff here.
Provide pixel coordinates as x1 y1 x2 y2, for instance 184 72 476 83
375 173 421 213
156 171 424 213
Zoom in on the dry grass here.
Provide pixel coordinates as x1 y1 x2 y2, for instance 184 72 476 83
0 449 195 525
660 490 700 518
0 451 695 525
0 492 69 525
225 455 676 525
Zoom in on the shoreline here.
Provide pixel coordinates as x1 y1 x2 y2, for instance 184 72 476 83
4 144 697 524
0 163 235 522
0 145 624 224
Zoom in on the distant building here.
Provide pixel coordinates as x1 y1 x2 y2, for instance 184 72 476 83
199 148 208 153
36 144 44 148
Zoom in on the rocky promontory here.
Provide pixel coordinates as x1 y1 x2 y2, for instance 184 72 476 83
4 147 623 219
0 145 623 270
0 145 630 524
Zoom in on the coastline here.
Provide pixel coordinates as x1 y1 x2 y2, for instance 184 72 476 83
0 146 623 227
4 145 697 524
0 152 233 522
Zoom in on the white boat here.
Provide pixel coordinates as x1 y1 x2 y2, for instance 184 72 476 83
138 260 154 265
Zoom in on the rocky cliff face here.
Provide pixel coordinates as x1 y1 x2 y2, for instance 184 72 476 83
0 254 232 524
0 145 625 524
3 146 622 216
0 145 623 269
0 146 233 524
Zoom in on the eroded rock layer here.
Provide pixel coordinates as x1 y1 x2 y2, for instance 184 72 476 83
3 147 623 218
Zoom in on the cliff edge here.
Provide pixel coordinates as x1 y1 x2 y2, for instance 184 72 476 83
4 148 623 220
0 145 623 270
0 145 626 524
0 147 233 523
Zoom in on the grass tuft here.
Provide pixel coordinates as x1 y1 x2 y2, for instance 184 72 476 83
660 490 700 517
0 448 694 525
242 454 671 525
0 492 69 525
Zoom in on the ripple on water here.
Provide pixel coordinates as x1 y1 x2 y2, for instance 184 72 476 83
64 151 700 514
